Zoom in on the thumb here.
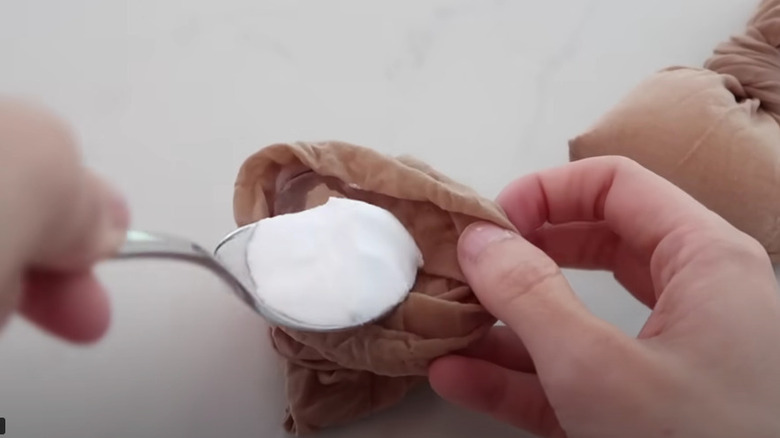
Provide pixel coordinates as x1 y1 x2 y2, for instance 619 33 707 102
0 100 129 271
458 222 629 371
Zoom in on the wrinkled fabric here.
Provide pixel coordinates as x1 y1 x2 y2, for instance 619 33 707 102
233 141 515 434
569 0 780 261
704 0 780 122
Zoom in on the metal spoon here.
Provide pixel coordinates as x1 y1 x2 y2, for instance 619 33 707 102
114 226 395 332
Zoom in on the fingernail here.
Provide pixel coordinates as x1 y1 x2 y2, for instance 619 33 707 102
100 183 130 249
460 222 516 261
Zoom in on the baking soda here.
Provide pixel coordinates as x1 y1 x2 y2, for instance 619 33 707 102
245 197 423 328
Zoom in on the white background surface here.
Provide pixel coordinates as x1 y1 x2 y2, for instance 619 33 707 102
0 1 776 437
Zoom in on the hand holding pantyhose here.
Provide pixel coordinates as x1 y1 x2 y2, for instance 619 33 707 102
233 141 515 434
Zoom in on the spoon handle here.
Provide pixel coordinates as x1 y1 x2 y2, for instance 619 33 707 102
118 224 258 260
117 230 213 261
114 230 258 311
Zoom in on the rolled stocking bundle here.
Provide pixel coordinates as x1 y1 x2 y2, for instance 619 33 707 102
569 0 780 260
233 141 515 434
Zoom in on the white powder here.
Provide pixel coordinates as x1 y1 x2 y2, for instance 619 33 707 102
245 197 423 329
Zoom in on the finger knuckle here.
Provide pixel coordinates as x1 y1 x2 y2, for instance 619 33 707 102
0 102 85 252
733 233 771 264
699 229 767 264
595 154 643 172
1 101 78 162
656 224 771 284
0 102 81 198
610 154 641 168
493 256 563 306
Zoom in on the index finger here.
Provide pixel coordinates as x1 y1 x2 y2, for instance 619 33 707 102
497 156 735 260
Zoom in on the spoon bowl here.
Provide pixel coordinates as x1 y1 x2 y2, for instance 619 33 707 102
115 226 399 332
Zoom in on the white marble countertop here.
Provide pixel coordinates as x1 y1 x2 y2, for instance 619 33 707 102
0 1 771 437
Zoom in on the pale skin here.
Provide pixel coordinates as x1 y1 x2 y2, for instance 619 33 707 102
429 157 780 437
1 101 779 437
0 100 128 342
